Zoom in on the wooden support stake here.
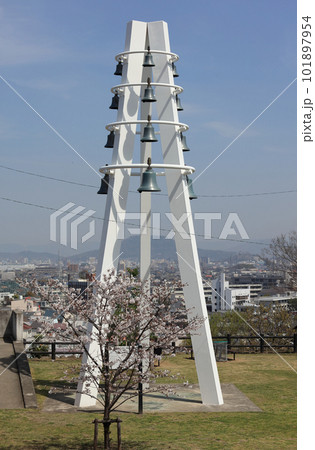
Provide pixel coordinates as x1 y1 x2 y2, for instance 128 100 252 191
117 418 122 450
92 418 122 449
93 419 98 450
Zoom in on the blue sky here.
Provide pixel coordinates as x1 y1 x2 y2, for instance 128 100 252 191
0 0 296 255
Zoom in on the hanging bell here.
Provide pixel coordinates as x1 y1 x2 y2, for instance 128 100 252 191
97 173 110 195
109 92 119 110
104 130 115 148
142 77 156 103
172 62 179 77
141 115 158 142
138 158 161 193
176 95 183 111
186 176 197 200
143 46 155 67
180 132 190 152
114 59 123 76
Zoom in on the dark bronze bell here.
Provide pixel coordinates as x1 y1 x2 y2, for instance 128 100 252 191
97 174 110 195
180 132 190 152
109 93 119 110
138 158 161 193
172 62 179 77
104 131 115 148
186 176 197 200
143 46 155 67
142 77 156 103
176 95 183 111
141 115 158 142
114 59 123 76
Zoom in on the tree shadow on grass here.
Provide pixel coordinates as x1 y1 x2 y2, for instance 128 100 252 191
3 438 149 449
33 379 77 398
3 442 90 450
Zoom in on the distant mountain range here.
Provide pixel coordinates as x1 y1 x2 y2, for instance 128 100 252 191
0 236 259 264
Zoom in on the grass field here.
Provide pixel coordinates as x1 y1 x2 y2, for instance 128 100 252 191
0 353 296 449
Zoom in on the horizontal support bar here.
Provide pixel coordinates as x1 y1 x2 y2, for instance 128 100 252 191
115 49 179 62
106 120 188 132
130 171 165 176
111 82 183 95
99 163 195 174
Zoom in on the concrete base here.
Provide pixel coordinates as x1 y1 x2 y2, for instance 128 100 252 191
42 384 261 413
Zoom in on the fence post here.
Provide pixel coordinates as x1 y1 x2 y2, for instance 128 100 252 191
293 333 297 353
138 346 143 415
227 334 231 351
138 376 143 415
260 334 264 353
51 342 56 361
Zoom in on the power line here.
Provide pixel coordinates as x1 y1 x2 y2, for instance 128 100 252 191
0 164 296 198
0 164 96 188
0 195 268 246
198 190 296 198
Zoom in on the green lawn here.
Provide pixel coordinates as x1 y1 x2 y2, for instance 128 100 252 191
0 353 296 449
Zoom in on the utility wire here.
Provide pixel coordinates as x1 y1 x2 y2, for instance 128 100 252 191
0 195 268 246
0 164 96 188
0 164 296 198
198 191 296 198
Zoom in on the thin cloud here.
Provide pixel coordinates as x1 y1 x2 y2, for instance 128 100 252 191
0 115 14 139
205 120 259 139
0 6 112 67
262 144 288 154
0 5 76 66
0 24 112 67
11 78 79 93
0 23 65 66
182 102 216 116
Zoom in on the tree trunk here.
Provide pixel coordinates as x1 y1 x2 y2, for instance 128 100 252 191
103 420 111 450
103 343 111 449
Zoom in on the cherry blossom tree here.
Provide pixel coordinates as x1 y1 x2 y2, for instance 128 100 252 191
23 271 202 449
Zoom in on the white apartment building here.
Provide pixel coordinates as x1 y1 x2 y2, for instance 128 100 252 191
209 273 253 312
256 292 296 309
174 273 261 313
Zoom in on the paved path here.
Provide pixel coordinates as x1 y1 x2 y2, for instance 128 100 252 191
0 339 24 409
42 383 262 413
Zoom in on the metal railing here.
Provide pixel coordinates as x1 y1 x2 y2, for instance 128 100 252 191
212 334 297 353
24 340 82 360
24 333 297 360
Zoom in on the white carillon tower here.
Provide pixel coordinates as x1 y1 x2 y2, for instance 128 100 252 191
75 20 223 407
